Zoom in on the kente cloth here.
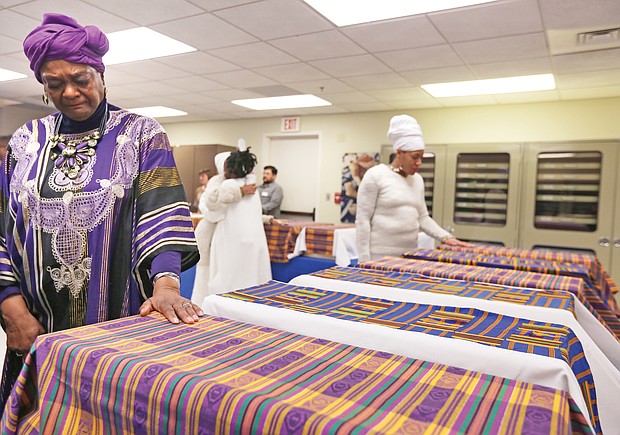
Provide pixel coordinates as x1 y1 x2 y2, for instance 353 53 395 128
438 244 619 313
403 248 620 331
304 224 355 258
216 281 600 433
263 220 332 263
1 314 592 435
359 257 620 341
311 266 575 312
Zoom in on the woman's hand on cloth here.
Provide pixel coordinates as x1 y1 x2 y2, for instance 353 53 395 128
442 237 475 247
1 295 46 357
139 276 204 324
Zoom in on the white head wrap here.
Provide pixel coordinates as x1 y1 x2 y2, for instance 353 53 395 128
387 115 425 151
214 151 231 175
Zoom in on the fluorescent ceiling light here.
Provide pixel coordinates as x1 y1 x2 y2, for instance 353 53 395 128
302 0 499 26
104 27 196 65
0 68 27 82
421 74 556 97
128 106 187 118
231 94 332 110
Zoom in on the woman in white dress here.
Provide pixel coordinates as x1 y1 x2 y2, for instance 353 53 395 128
206 141 272 295
190 152 231 304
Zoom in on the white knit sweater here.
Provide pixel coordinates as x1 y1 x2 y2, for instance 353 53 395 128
355 164 451 262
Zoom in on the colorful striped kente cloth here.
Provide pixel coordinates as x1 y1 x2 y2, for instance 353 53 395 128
359 257 620 341
1 314 592 434
263 221 334 262
438 244 619 315
304 224 354 258
312 266 575 312
403 248 620 330
218 281 600 432
263 220 305 262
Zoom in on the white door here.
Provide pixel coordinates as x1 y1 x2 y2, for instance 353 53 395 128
442 144 523 246
519 142 618 270
264 134 320 215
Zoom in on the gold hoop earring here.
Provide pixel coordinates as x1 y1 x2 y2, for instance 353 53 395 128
42 93 49 105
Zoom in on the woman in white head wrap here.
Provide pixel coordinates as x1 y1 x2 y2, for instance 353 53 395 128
355 115 470 262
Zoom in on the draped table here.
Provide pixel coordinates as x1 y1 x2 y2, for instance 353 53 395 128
1 314 591 434
203 279 620 433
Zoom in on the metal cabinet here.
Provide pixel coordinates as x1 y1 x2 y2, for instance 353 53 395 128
519 142 618 275
441 144 523 246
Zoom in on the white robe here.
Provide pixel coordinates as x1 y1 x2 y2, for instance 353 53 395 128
207 177 272 295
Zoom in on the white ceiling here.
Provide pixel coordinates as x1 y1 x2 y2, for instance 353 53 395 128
0 0 619 123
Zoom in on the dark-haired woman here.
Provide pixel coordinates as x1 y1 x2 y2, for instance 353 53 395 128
206 140 271 295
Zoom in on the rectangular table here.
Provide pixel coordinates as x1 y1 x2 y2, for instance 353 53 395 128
1 314 591 434
438 244 619 315
359 256 620 341
204 281 610 433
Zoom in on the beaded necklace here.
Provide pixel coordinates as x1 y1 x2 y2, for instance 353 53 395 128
49 104 109 179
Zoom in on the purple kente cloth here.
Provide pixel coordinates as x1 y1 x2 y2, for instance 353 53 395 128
23 13 108 82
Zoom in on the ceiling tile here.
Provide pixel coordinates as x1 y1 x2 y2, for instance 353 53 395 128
213 0 333 40
10 0 133 31
310 54 392 78
208 69 278 88
156 52 241 75
376 45 463 71
453 33 548 65
254 63 330 83
341 73 411 91
286 78 356 94
160 75 230 92
341 16 445 52
108 60 192 80
428 0 543 43
553 48 620 74
538 0 620 29
271 30 366 61
83 0 205 26
151 13 257 50
469 57 552 78
400 66 476 86
209 42 298 68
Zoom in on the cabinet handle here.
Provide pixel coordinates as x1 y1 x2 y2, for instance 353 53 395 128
598 236 610 247
614 238 620 248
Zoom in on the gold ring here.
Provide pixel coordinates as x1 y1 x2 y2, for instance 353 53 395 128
182 302 192 308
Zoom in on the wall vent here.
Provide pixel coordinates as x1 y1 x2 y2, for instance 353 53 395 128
577 28 620 46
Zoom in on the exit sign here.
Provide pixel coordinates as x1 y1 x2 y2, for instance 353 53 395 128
281 116 301 132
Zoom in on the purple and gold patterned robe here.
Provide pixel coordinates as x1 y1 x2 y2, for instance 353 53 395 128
0 104 198 407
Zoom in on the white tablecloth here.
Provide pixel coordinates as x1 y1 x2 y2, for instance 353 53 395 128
203 279 616 433
291 228 433 266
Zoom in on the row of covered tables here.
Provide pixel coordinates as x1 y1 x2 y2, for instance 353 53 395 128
4 242 619 433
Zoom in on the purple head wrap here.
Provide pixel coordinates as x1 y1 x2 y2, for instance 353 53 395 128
23 13 109 83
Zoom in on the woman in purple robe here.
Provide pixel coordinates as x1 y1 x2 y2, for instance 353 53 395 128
0 14 200 412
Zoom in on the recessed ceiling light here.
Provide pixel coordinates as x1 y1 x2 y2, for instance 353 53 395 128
0 67 27 82
421 74 556 97
302 0 499 26
128 106 187 118
104 27 196 65
231 94 332 110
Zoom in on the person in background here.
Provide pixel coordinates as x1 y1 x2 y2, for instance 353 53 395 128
0 13 200 413
206 140 271 295
258 165 283 218
191 168 211 212
356 114 471 262
191 151 232 305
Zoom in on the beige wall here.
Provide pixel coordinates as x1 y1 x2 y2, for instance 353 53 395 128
163 97 620 223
